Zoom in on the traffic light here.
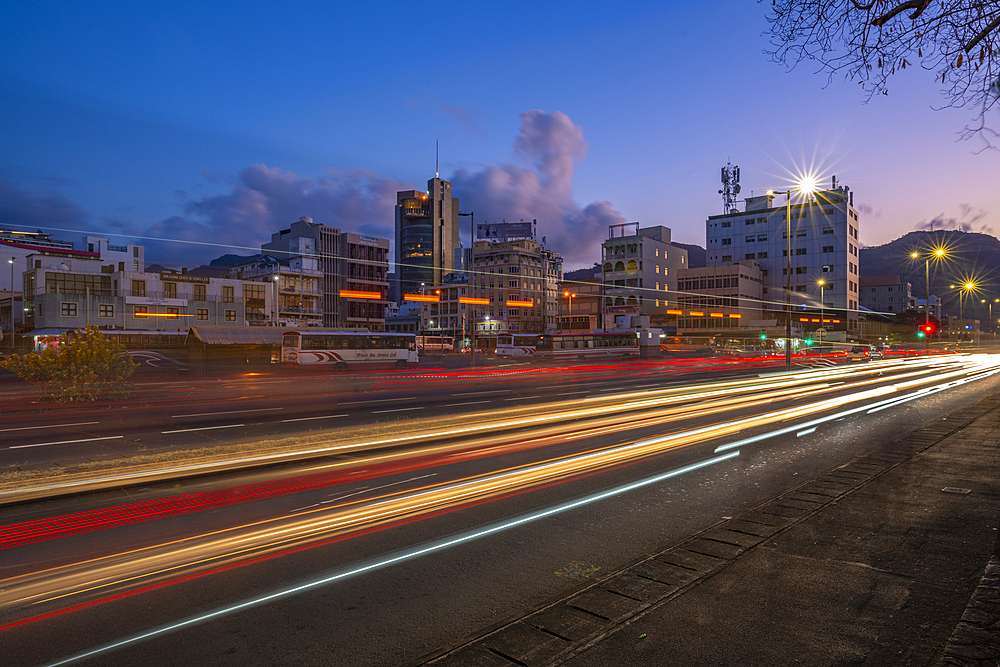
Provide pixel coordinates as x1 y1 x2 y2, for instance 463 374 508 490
916 330 925 338
759 332 767 340
805 338 813 346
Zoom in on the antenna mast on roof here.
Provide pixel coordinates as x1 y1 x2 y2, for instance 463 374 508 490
435 140 439 178
718 160 741 214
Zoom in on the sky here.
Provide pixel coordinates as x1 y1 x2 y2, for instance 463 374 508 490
1 0 998 271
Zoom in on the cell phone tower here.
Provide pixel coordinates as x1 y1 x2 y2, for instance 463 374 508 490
718 161 741 213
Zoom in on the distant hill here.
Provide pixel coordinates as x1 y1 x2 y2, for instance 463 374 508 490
673 242 706 268
860 230 1000 321
209 253 253 267
563 266 601 282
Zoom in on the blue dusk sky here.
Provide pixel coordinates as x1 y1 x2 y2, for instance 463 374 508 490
2 0 998 270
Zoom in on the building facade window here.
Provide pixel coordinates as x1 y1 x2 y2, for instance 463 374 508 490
193 284 207 301
131 280 146 297
134 305 148 316
163 282 177 298
225 310 237 322
61 302 78 317
197 308 209 320
98 304 114 318
222 286 235 303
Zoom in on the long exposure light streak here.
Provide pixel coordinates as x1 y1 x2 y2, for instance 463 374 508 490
39 451 741 667
1 356 964 503
715 357 1000 453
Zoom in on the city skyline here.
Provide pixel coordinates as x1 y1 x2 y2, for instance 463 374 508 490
2 1 999 271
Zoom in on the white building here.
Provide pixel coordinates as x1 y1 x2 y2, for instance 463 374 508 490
22 249 272 332
471 238 563 334
600 224 689 324
705 178 860 334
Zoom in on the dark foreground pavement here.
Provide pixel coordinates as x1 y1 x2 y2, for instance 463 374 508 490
415 393 1000 667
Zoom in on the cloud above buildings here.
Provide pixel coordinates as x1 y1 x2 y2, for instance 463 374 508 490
450 109 626 269
141 166 407 265
914 204 995 235
3 110 621 271
0 179 89 235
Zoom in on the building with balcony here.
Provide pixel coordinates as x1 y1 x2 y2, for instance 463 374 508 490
395 177 460 299
263 217 390 330
705 178 860 333
471 239 563 334
599 224 688 323
227 254 323 328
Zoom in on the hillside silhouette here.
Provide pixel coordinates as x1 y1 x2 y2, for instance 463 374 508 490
860 231 1000 324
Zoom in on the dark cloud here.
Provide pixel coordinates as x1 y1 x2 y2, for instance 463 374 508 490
914 204 994 234
0 179 89 236
142 165 407 265
450 110 623 268
3 110 622 271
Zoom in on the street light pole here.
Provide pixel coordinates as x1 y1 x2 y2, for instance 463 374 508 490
8 257 14 354
767 186 811 371
563 291 575 332
817 278 825 344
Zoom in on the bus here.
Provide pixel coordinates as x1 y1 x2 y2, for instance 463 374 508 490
415 335 454 353
534 332 639 361
281 330 418 369
496 334 543 357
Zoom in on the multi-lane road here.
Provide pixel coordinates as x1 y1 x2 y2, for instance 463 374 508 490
2 353 999 667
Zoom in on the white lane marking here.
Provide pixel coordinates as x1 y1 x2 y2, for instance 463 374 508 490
504 395 541 401
340 397 418 406
291 473 438 513
10 436 124 449
0 421 99 433
161 424 245 434
796 427 817 437
598 387 627 392
371 407 421 414
451 390 510 396
171 408 283 418
280 414 349 423
447 401 491 407
555 390 588 396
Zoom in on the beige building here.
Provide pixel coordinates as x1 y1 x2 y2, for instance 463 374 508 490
471 239 563 334
675 260 764 335
600 224 688 323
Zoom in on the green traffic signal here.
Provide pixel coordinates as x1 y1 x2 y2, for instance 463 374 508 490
759 333 767 340
917 331 925 338
805 339 813 346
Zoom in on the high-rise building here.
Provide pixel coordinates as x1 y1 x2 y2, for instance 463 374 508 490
705 179 861 332
395 177 459 299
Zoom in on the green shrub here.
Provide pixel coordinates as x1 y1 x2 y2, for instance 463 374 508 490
1 326 138 402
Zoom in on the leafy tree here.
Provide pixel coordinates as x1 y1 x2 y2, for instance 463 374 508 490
763 1 1000 143
1 326 137 402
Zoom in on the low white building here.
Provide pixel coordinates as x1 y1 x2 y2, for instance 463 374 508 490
22 250 273 332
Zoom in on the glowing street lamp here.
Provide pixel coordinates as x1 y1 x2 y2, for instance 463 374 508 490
563 291 576 332
767 179 817 370
910 247 947 350
816 278 826 342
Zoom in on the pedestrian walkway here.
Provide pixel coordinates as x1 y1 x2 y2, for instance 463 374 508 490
415 393 1000 667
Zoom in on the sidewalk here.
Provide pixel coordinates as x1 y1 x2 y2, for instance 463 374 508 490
420 393 1000 667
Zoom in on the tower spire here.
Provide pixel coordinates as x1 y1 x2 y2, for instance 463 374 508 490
435 139 439 178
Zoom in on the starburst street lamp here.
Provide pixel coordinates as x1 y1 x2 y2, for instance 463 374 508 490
816 278 826 343
981 298 999 334
909 246 947 351
950 281 979 341
767 179 818 370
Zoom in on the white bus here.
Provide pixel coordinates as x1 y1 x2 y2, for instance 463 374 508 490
535 332 639 361
415 335 454 353
496 334 543 357
281 331 418 370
